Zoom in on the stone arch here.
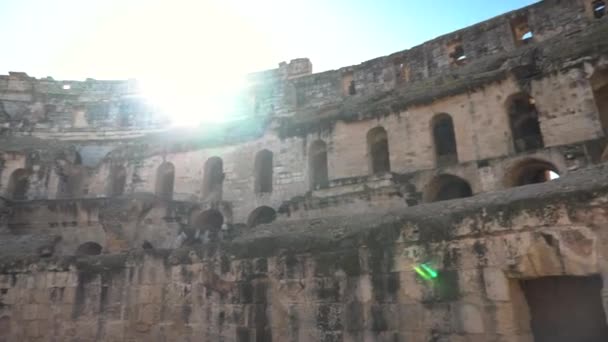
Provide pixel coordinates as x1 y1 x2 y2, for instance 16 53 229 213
247 206 277 227
309 140 329 190
424 174 473 203
7 168 29 200
189 209 224 242
75 242 102 256
155 162 175 200
432 113 458 166
504 158 560 188
506 93 543 152
254 149 273 194
367 126 391 174
590 69 608 135
107 163 127 197
202 157 224 200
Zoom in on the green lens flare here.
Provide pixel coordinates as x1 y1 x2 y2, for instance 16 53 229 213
414 266 432 280
413 264 438 280
420 264 438 279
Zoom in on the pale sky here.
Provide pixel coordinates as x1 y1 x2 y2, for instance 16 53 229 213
0 0 540 124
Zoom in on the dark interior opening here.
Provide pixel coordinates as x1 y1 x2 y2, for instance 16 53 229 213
591 69 608 135
511 15 533 46
521 275 608 342
594 0 606 18
367 127 391 174
247 206 277 227
309 140 329 190
432 114 458 166
8 169 29 200
203 157 224 200
508 93 544 152
155 162 175 200
507 159 559 187
254 150 273 194
190 209 224 242
75 242 102 256
450 45 467 65
426 174 473 202
108 164 126 196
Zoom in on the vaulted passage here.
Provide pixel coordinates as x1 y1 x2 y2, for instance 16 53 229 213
424 174 472 202
190 209 224 242
108 164 126 196
75 242 102 256
505 158 559 188
591 69 608 134
155 162 175 200
521 276 608 342
367 127 391 174
254 150 273 194
7 168 29 200
309 140 329 190
203 157 224 201
507 93 544 152
432 114 458 166
247 206 277 227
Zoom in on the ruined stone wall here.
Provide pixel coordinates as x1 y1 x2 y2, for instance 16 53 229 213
2 165 608 341
1 0 608 266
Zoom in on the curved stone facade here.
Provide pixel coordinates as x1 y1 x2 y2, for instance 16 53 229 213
2 1 608 341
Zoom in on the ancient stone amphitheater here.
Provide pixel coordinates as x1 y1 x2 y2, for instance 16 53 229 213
2 1 608 341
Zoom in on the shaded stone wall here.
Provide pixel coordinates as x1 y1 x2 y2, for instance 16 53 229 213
1 165 608 341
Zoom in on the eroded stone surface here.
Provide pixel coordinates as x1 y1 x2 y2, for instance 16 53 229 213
2 1 608 341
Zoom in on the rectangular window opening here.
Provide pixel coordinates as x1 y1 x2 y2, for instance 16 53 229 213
511 15 534 46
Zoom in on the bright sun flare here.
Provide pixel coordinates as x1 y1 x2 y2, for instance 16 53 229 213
81 0 279 126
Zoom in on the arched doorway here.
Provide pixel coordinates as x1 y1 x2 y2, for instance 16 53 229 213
432 114 458 166
367 127 391 174
254 150 273 194
108 164 126 197
190 209 224 242
155 162 175 200
507 93 543 152
247 206 277 227
7 168 29 200
75 242 103 256
424 174 473 203
309 140 329 190
203 157 224 200
505 158 560 188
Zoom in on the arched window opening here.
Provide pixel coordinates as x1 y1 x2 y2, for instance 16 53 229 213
247 206 277 228
591 69 608 135
108 164 126 197
432 114 458 166
593 0 606 18
190 209 224 242
202 157 224 200
7 169 29 200
507 93 544 153
505 159 560 188
75 242 102 256
56 163 85 199
309 140 329 190
424 174 473 203
155 162 175 200
367 127 391 174
254 150 273 194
